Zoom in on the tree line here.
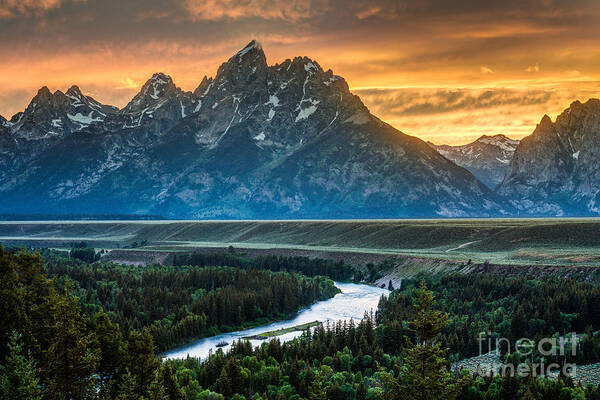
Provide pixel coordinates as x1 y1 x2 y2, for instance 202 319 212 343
45 256 339 352
173 252 356 281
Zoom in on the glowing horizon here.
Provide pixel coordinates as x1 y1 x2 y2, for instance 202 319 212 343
2 0 599 145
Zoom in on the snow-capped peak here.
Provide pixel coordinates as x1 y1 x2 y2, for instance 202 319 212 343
121 73 180 115
236 40 262 58
65 85 86 108
150 72 172 84
144 73 174 99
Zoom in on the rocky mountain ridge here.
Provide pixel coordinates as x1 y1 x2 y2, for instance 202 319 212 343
7 85 117 140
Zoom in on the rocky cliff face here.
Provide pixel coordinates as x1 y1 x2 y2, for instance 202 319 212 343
0 41 508 218
431 134 519 189
497 99 600 216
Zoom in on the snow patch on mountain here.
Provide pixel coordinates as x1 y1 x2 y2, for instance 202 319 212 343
296 105 318 122
265 95 280 107
237 40 261 58
67 112 102 126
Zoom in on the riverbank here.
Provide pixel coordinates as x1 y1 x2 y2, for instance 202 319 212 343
243 321 321 340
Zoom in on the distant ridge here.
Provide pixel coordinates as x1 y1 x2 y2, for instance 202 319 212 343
429 134 520 189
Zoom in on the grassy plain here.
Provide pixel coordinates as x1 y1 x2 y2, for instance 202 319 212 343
2 219 600 266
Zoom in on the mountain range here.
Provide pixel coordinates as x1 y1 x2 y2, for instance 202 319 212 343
0 41 598 218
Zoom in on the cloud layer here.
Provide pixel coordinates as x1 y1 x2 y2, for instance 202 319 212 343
356 83 600 144
1 0 598 144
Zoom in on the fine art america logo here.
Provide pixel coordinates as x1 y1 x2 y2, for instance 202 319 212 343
471 332 579 378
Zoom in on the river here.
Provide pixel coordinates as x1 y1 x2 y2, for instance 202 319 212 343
164 282 389 360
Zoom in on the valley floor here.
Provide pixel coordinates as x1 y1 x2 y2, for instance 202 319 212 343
4 218 600 270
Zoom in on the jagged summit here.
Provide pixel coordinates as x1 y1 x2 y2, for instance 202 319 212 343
236 40 262 57
476 133 518 141
121 72 181 115
193 75 213 97
538 114 552 127
6 83 117 142
213 40 268 88
66 85 83 96
140 72 176 98
476 134 520 148
98 71 197 133
37 86 52 96
230 40 265 66
151 72 172 81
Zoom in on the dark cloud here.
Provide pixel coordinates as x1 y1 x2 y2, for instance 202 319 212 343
354 88 556 116
1 0 597 53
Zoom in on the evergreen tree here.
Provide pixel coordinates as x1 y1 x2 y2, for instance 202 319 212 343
161 363 185 400
0 331 42 400
125 329 160 397
398 281 460 400
215 368 232 398
146 369 167 400
224 358 245 396
308 373 326 400
356 379 367 400
93 311 125 389
115 369 139 400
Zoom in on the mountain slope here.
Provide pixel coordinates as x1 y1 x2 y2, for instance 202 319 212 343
430 134 519 189
0 41 508 218
497 99 600 216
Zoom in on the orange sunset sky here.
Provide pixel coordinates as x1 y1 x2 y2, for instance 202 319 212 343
1 0 599 145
